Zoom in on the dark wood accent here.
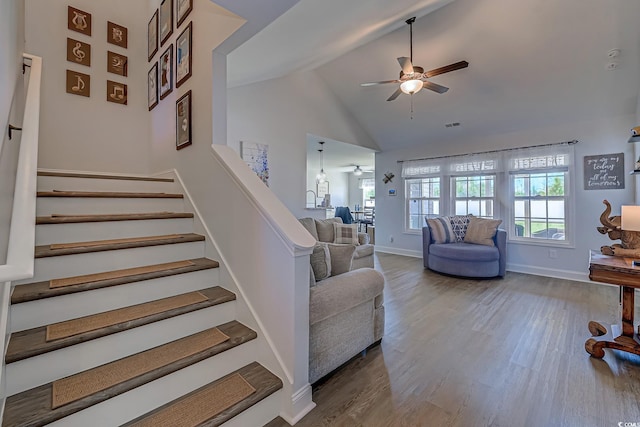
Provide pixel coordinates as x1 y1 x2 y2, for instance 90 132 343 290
36 212 193 224
586 250 640 358
37 171 174 182
2 322 256 427
264 417 289 427
424 60 469 78
12 258 219 304
34 233 204 258
6 287 235 364
122 362 282 427
37 191 183 198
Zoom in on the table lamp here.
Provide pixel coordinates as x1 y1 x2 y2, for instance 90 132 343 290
621 205 640 266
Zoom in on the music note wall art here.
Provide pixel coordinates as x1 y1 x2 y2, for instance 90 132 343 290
68 6 91 36
66 38 91 67
107 51 128 77
66 70 90 97
107 80 127 105
107 21 128 49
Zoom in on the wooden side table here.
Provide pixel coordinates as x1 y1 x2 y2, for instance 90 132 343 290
586 250 640 358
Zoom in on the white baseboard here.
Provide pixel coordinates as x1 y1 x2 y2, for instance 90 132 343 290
280 384 315 425
374 246 422 258
506 262 590 283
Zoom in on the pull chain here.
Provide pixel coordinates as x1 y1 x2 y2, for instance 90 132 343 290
410 94 414 120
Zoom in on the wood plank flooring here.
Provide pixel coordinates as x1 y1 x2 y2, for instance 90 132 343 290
267 253 640 427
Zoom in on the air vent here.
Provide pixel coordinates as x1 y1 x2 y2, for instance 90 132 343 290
445 122 461 128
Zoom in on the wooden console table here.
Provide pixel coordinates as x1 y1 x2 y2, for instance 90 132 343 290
586 250 640 358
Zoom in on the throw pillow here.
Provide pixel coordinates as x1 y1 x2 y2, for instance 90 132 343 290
298 217 319 241
333 222 359 245
315 218 343 243
464 217 502 246
426 216 455 244
449 214 473 242
327 243 355 276
310 242 331 282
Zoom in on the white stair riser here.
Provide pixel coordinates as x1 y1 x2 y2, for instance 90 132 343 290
11 269 220 331
6 303 237 396
37 176 180 194
221 389 283 427
17 241 205 285
44 341 257 427
35 218 194 245
36 197 185 215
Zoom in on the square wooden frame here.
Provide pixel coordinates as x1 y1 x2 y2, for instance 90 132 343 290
176 90 192 150
148 63 159 111
175 22 192 88
159 45 173 100
107 21 128 49
148 10 158 61
159 0 173 47
176 0 193 28
68 6 91 36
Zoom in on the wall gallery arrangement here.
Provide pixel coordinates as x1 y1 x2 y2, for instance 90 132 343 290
65 5 129 105
147 0 194 149
241 142 270 187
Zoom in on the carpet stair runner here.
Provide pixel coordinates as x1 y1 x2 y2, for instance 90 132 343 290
2 172 284 426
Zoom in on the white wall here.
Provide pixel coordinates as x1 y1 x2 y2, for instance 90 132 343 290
228 70 378 219
25 0 150 174
375 114 636 280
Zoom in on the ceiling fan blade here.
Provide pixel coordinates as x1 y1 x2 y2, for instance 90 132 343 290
422 80 449 94
425 60 469 78
397 57 414 75
386 87 403 102
361 80 401 87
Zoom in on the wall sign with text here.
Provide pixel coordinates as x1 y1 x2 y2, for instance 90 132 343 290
583 153 624 190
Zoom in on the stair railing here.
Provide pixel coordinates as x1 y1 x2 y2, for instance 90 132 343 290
0 53 42 283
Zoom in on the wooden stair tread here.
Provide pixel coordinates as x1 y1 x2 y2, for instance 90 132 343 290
37 171 174 182
12 258 219 304
6 287 236 363
123 362 282 427
35 233 204 258
36 212 193 224
2 321 257 427
37 190 183 198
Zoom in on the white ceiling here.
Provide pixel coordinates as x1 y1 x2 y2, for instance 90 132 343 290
307 135 376 173
227 0 640 153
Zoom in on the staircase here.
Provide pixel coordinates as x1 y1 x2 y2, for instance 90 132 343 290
2 171 283 427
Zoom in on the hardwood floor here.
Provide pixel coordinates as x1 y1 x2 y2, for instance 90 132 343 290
268 253 640 427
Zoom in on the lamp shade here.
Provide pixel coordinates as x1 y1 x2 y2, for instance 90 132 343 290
621 205 640 231
400 79 423 95
353 166 363 176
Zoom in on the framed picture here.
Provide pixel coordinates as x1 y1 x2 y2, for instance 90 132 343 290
176 22 192 88
176 90 192 150
68 6 91 36
240 141 269 186
176 0 193 28
66 38 91 67
148 63 158 111
159 45 173 100
107 21 128 49
148 10 158 61
107 80 127 105
317 181 329 198
159 0 173 47
66 70 90 97
107 51 128 76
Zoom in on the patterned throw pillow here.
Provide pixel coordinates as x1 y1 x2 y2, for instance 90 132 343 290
333 223 359 245
450 214 473 242
464 217 502 246
310 243 331 283
426 216 455 244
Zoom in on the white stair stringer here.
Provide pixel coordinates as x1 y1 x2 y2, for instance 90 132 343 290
37 174 181 194
22 240 205 284
36 197 185 215
11 267 219 331
6 301 236 396
44 340 258 427
221 389 283 427
35 217 195 245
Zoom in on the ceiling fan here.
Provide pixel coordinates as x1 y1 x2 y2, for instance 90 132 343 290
361 17 469 101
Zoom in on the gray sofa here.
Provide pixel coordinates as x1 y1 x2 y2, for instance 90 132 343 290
422 223 507 278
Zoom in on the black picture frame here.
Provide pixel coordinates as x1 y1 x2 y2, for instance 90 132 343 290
176 90 192 150
159 44 173 100
175 22 192 88
148 10 158 61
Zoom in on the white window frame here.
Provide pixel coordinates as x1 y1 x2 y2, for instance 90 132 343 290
405 177 442 232
451 174 497 218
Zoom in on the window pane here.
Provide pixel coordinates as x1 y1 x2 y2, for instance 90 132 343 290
432 181 441 197
547 174 565 196
514 200 526 217
548 200 565 219
409 199 420 215
456 179 467 197
481 200 494 217
531 200 547 219
530 175 547 196
468 177 481 197
468 200 480 216
514 176 528 196
455 201 466 215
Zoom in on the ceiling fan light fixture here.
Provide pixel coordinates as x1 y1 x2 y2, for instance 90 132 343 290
353 165 363 176
400 79 423 95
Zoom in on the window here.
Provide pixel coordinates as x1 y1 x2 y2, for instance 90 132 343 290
452 175 496 218
406 177 440 230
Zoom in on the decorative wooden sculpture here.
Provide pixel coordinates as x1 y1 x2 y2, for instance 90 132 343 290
598 199 640 257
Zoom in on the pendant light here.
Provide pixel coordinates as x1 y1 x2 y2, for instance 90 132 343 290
353 165 363 176
316 141 327 183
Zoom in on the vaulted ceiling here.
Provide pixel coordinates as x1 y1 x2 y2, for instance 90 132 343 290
227 0 640 152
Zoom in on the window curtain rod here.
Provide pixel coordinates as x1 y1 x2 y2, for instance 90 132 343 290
396 139 579 163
